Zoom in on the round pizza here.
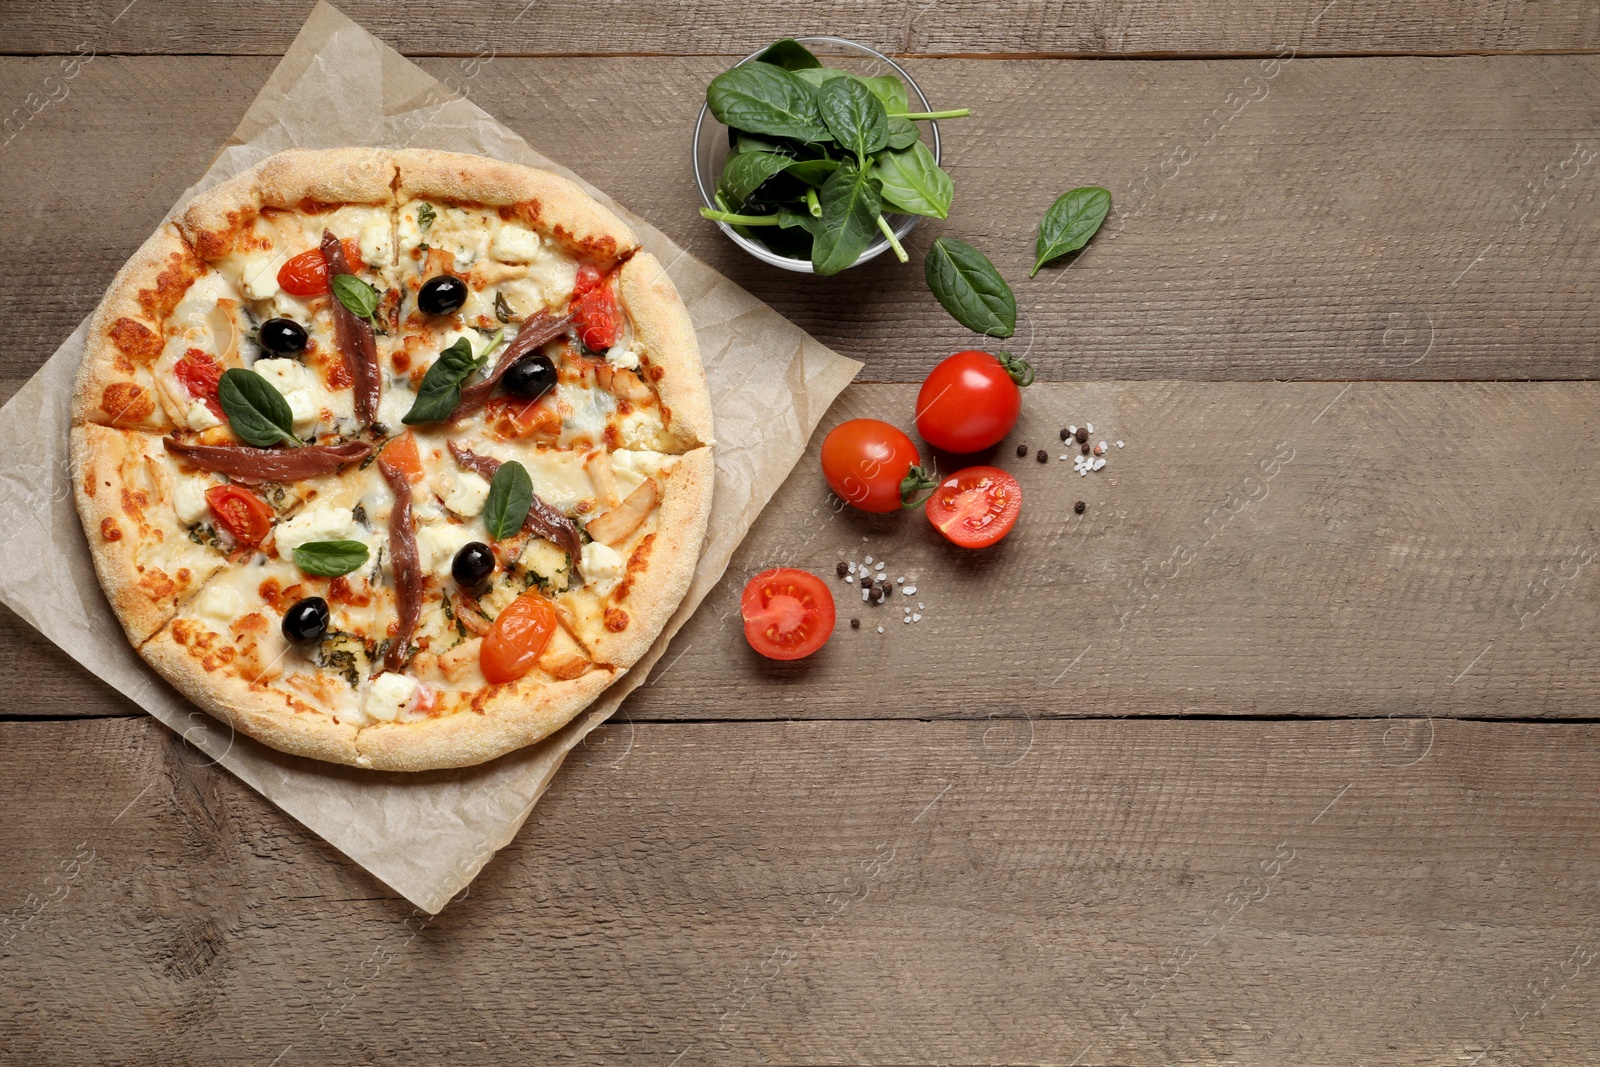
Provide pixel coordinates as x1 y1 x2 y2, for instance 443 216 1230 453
69 148 714 771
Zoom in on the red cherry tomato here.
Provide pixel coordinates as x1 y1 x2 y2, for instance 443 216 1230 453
915 350 1032 454
205 484 274 546
572 275 618 351
820 418 934 513
925 465 1022 548
572 263 603 297
740 568 835 661
174 348 224 418
480 589 558 684
276 238 364 297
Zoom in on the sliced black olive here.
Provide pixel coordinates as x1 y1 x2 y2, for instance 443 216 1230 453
259 317 308 355
282 596 329 645
503 354 556 400
418 275 468 315
452 542 496 586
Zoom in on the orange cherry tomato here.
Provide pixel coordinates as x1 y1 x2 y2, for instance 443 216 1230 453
379 431 424 484
572 275 617 351
480 589 558 684
276 238 363 297
924 465 1022 549
174 348 224 418
205 484 274 546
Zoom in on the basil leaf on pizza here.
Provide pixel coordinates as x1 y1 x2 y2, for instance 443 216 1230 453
403 337 478 425
484 460 534 541
292 540 370 577
331 273 381 320
218 368 299 447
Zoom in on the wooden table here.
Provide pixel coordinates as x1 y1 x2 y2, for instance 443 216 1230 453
4 3 1598 1063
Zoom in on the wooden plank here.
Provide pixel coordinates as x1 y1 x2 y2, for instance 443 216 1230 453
3 715 1598 1064
1 0 1597 58
8 380 1598 722
5 55 1600 393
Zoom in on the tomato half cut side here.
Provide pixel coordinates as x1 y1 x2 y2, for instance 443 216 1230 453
480 589 558 684
277 248 331 297
572 276 618 351
174 348 224 418
740 568 836 661
925 465 1022 549
205 484 275 546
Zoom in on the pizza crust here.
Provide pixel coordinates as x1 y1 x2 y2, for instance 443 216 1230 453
618 253 715 449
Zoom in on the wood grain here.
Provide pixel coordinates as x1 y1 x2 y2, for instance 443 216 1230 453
7 381 1597 722
4 54 1599 395
1 0 1597 58
3 715 1598 1065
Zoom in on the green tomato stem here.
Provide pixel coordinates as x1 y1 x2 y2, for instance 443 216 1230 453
805 187 822 218
875 215 909 263
890 108 972 120
700 207 783 226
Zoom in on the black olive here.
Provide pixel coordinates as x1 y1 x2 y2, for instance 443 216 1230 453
282 596 329 645
418 275 468 315
452 542 496 586
259 317 308 355
503 354 556 400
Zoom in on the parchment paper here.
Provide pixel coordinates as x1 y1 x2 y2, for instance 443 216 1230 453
0 1 859 913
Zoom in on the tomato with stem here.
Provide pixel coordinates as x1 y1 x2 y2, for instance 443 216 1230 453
740 568 835 661
820 418 937 513
925 465 1022 548
915 349 1033 454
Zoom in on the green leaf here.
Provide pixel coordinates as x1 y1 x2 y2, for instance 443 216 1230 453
815 76 888 161
483 460 533 542
785 157 841 188
735 132 786 155
924 237 1016 338
707 63 829 142
858 74 909 115
793 67 850 90
1031 186 1112 277
812 159 883 276
777 206 824 235
886 117 921 150
402 336 478 425
331 273 380 319
754 38 821 71
218 367 299 447
494 290 513 323
873 142 952 219
718 150 796 209
292 540 370 578
416 202 436 233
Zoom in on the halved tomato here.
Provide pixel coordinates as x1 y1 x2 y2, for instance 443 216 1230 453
572 263 603 298
925 465 1022 548
174 348 224 417
572 275 617 351
205 484 274 546
277 238 363 297
480 588 558 684
740 568 835 661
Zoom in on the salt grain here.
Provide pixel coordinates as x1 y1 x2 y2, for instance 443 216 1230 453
918 602 925 609
1068 425 1077 435
864 555 873 564
902 616 911 624
903 585 917 595
897 576 905 584
1093 458 1106 470
1116 440 1125 448
861 588 870 601
912 613 922 622
877 625 884 633
1086 423 1094 433
875 562 885 571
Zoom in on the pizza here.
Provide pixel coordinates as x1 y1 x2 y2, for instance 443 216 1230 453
70 148 714 771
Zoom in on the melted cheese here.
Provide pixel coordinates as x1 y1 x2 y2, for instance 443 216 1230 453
416 521 474 581
557 381 616 448
437 469 490 518
580 541 625 597
173 476 214 525
490 224 541 263
363 672 420 723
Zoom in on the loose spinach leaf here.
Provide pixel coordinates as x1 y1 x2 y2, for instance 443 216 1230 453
402 336 478 425
785 157 841 187
754 38 821 71
718 150 796 209
707 64 829 142
331 273 380 319
886 117 921 150
416 202 437 233
816 76 889 160
924 237 1016 338
812 159 884 275
483 460 534 542
293 539 370 578
218 368 299 447
1031 185 1112 277
874 142 953 219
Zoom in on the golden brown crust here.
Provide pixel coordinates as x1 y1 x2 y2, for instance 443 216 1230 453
393 148 637 266
74 223 205 432
69 425 228 645
618 254 714 448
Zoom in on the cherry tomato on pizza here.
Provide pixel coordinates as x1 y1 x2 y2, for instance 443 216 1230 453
740 568 835 661
924 465 1022 549
277 238 364 297
174 348 224 418
915 350 1034 454
820 418 937 513
572 264 603 297
205 484 274 546
572 273 618 351
480 588 558 684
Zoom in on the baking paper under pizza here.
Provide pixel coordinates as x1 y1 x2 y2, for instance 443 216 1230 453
69 148 714 772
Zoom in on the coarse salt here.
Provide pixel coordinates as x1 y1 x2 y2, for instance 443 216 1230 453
1116 440 1124 448
1068 425 1077 434
864 555 873 564
902 616 911 624
1086 423 1094 433
918 602 924 610
1093 457 1106 470
903 585 917 595
897 576 905 584
862 588 870 601
912 613 922 622
877 625 884 633
875 561 885 571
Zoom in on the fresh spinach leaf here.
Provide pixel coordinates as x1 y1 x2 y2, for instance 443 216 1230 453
812 159 884 275
484 461 534 542
218 368 299 447
924 237 1016 338
793 67 850 90
402 336 479 425
886 117 921 150
718 150 796 209
754 38 821 71
858 74 909 115
707 63 829 142
1031 186 1112 277
815 76 889 160
331 273 380 320
873 142 953 219
293 540 370 578
785 157 841 187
